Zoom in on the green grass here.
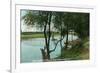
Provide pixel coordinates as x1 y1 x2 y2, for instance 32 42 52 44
55 37 89 60
21 34 44 39
21 32 59 39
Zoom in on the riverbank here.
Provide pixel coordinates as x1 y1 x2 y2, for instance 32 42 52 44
55 37 89 60
21 32 59 39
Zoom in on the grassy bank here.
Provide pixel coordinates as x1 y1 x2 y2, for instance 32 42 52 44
21 33 44 39
56 37 89 60
21 32 59 39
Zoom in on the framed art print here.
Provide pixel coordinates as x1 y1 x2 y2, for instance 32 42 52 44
11 0 96 73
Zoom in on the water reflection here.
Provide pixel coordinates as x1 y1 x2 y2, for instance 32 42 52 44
21 35 78 63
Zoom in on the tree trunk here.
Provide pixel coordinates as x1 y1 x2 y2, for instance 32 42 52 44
41 12 53 61
42 12 50 60
43 24 49 59
60 25 63 49
65 24 69 49
40 48 48 62
59 14 63 50
47 12 52 59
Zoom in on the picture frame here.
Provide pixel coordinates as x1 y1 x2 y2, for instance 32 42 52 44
11 0 96 73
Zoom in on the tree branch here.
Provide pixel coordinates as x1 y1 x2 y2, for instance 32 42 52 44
49 36 64 53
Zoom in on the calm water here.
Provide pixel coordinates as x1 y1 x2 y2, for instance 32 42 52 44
21 35 78 63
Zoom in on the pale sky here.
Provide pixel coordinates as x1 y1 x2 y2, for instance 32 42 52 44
21 10 57 32
21 10 42 32
21 20 43 32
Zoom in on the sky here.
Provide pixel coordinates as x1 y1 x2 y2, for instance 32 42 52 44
21 10 57 32
21 10 43 32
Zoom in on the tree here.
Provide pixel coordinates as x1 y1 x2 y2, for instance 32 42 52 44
22 10 89 61
22 10 54 61
72 13 89 39
53 12 65 49
36 11 53 60
53 12 75 50
22 11 36 26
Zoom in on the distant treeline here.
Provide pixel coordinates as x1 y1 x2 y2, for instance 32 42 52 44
21 32 59 35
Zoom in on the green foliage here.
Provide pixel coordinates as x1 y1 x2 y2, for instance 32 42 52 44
73 13 90 38
22 11 37 26
56 37 89 60
22 10 89 39
21 10 90 61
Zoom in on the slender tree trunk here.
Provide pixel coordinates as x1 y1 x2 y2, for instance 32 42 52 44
41 12 50 61
66 24 69 49
44 24 48 48
59 14 63 50
41 12 52 61
40 23 48 61
71 24 74 48
47 12 52 59
60 25 63 49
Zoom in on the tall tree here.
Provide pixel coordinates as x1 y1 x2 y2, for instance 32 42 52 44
53 12 65 49
72 13 89 39
22 10 53 61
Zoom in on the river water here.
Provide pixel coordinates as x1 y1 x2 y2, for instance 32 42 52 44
21 35 78 63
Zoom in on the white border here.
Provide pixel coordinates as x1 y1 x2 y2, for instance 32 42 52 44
11 4 96 73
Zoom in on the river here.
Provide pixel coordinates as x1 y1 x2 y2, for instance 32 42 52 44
21 35 78 63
